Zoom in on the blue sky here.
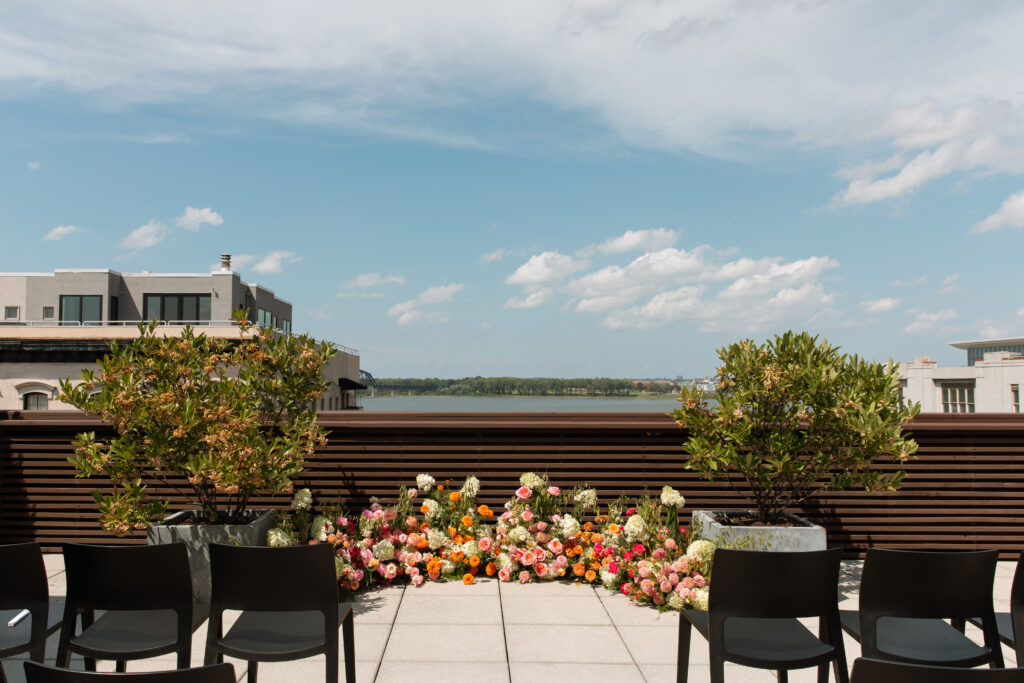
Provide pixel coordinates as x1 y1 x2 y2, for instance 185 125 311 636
3 1 1024 378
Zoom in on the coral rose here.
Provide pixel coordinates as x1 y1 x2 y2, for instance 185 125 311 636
515 486 532 500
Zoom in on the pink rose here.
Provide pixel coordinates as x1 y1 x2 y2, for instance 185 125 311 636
520 550 536 566
653 593 665 606
682 576 695 589
534 548 547 562
411 574 424 587
608 561 619 573
408 489 418 499
626 508 637 516
693 574 706 588
660 580 673 594
632 543 646 555
478 537 493 552
535 521 548 532
521 509 534 522
407 566 419 577
535 532 550 544
337 517 349 528
547 486 560 496
500 510 515 521
553 555 569 569
428 570 440 581
516 486 532 500
498 567 512 582
653 548 666 560
518 570 531 584
620 583 631 595
535 562 549 577
352 569 364 582
664 538 677 551
640 579 655 596
385 564 399 580
552 514 563 522
547 539 564 554
639 566 652 579
398 533 408 544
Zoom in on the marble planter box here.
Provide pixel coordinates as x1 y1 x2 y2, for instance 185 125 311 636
692 509 826 552
147 508 277 603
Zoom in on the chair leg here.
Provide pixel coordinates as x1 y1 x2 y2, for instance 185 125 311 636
115 660 126 673
247 660 258 683
709 655 725 683
777 669 788 682
817 662 829 683
326 652 338 683
1 659 9 683
84 657 96 672
343 609 355 683
677 619 692 683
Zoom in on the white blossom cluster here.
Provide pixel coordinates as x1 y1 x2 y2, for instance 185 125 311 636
691 587 710 611
372 539 395 561
520 472 545 490
560 514 581 538
573 488 598 508
624 514 647 542
290 488 312 511
310 515 334 542
460 475 480 498
416 473 435 492
686 539 715 564
509 525 531 545
421 498 440 520
267 527 294 547
660 486 685 507
427 527 447 550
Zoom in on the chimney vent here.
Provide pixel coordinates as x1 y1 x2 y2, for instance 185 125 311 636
220 254 231 272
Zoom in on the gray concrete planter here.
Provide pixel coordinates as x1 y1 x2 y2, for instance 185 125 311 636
692 509 826 552
147 509 277 603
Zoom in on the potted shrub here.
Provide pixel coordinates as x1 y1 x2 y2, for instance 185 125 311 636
674 331 919 551
59 311 336 600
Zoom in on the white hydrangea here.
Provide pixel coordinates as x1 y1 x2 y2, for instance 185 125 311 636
600 569 618 589
309 516 333 542
421 498 440 520
508 526 531 545
660 485 685 507
290 488 312 511
460 475 480 498
519 472 545 490
573 488 598 509
495 552 514 570
427 528 447 550
334 555 348 579
416 473 435 492
461 540 479 557
667 592 685 611
686 539 715 564
441 559 456 575
624 514 647 542
560 514 581 538
372 539 395 561
267 527 294 547
691 587 710 611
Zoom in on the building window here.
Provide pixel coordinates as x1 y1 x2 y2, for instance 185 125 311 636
283 320 291 334
4 305 19 320
942 384 975 413
110 296 119 322
143 294 211 323
23 392 48 410
42 306 55 320
1013 385 1020 414
898 379 907 406
60 295 102 325
257 308 275 329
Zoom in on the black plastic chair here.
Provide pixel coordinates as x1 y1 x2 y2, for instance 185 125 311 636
203 543 355 683
961 551 1024 664
57 543 205 672
0 543 64 683
24 662 236 683
678 548 848 683
840 548 1004 669
851 657 1024 682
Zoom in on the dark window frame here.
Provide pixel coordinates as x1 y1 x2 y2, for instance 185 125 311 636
22 392 48 410
142 293 212 323
59 295 103 325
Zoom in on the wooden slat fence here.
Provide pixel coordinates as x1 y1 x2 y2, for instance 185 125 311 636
2 410 1023 557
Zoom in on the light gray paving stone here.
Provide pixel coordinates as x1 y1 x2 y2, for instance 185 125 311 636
504 624 631 664
643 662 777 683
405 577 499 595
599 591 679 627
383 624 507 662
501 596 610 625
510 662 644 682
617 625 682 665
395 594 503 625
498 579 597 598
377 660 511 682
352 585 406 624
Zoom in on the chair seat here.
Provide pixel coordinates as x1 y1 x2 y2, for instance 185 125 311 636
683 610 834 664
967 613 1014 647
70 610 182 656
842 610 991 664
0 602 64 654
217 606 350 657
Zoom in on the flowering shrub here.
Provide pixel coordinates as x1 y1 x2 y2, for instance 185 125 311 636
268 473 713 611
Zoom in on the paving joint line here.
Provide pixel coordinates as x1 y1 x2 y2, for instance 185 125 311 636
595 587 649 682
497 580 513 682
370 584 406 683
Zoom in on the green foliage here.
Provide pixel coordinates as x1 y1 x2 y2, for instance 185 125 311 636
59 311 337 536
673 331 920 524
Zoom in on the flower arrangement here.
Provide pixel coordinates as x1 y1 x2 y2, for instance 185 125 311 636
267 473 713 611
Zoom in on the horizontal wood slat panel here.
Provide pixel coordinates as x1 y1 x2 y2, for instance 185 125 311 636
3 410 1024 557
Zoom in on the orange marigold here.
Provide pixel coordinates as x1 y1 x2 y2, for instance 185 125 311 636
461 515 474 528
583 521 594 531
485 562 497 576
462 573 475 585
437 484 444 491
477 505 494 517
420 504 430 515
448 526 457 537
584 570 597 582
449 491 462 502
573 562 586 577
469 555 481 568
452 551 465 563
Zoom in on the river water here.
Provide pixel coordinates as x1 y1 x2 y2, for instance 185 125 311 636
359 395 680 412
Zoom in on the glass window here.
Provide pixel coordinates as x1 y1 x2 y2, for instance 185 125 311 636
23 392 48 410
42 306 54 320
258 308 273 328
109 296 119 322
198 295 211 322
4 306 19 320
942 384 975 413
1012 385 1020 414
143 294 211 323
60 295 102 325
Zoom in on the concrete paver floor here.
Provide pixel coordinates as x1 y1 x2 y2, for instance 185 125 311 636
1 556 1017 683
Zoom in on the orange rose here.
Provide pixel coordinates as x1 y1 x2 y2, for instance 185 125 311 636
469 555 481 568
462 573 475 585
485 562 497 576
461 515 474 528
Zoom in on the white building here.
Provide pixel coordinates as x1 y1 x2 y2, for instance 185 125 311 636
0 256 362 411
900 337 1024 413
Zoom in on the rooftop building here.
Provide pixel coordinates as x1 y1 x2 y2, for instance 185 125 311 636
900 338 1024 413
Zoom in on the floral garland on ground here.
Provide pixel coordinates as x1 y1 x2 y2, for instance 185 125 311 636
270 473 713 611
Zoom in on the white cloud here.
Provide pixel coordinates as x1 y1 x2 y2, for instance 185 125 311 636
387 283 463 325
902 309 957 335
972 189 1024 233
861 297 900 314
336 291 386 299
505 251 588 287
939 273 959 294
252 250 301 274
119 220 166 250
176 206 223 231
1018 307 1024 317
229 253 259 270
480 249 505 263
597 228 679 254
341 273 405 288
27 160 40 171
976 320 1013 339
504 289 553 309
43 224 82 241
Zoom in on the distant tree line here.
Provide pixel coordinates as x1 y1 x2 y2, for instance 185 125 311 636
365 376 680 397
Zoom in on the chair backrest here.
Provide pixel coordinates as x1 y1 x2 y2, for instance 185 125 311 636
0 542 48 613
24 662 236 683
851 657 1024 682
62 542 193 612
709 548 841 620
859 548 998 620
208 543 338 612
1011 551 1024 658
